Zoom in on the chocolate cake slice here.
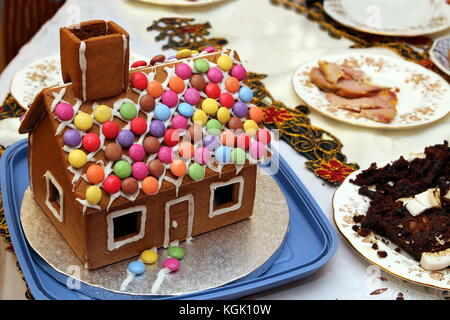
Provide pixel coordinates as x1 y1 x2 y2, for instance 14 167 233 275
351 142 449 265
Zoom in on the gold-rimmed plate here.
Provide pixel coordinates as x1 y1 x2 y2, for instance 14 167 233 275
292 52 450 129
324 0 450 37
333 166 450 290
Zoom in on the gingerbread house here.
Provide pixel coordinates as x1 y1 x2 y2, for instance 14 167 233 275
19 20 269 270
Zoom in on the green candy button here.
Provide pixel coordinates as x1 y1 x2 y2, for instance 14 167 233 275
194 59 210 73
168 246 185 260
113 160 132 179
188 163 205 181
206 119 222 135
232 148 246 165
119 102 137 120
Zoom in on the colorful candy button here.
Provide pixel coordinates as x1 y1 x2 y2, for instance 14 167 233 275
215 146 231 164
117 130 135 148
103 175 122 194
249 105 264 123
131 72 148 90
128 261 145 275
154 103 171 121
74 112 93 131
68 149 87 168
169 76 185 94
194 147 211 165
142 176 159 195
113 160 132 179
86 186 102 205
243 120 259 136
148 159 165 178
82 132 101 152
130 117 147 136
163 258 180 272
232 148 246 165
202 46 216 53
192 109 208 126
119 102 137 120
217 107 231 124
194 59 210 73
206 119 222 135
131 60 147 68
207 67 223 83
219 92 234 109
168 246 185 260
203 135 220 151
232 102 248 118
94 105 112 123
190 74 206 91
132 161 149 180
188 163 205 181
55 102 74 121
236 133 251 150
184 88 201 105
175 63 192 80
122 177 139 195
129 144 146 162
161 90 179 108
63 129 81 147
239 86 253 103
178 102 194 118
102 121 120 139
176 48 192 59
217 55 233 71
139 94 155 112
105 143 122 161
256 128 271 145
140 250 158 264
171 115 188 130
143 136 161 154
225 77 240 93
147 81 164 98
220 129 235 147
179 141 194 159
158 146 173 164
205 83 221 99
170 159 187 177
249 141 266 159
228 117 243 130
164 128 180 147
231 64 247 81
149 120 166 138
202 98 219 115
188 125 203 142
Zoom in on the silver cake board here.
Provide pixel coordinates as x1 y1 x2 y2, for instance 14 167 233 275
20 170 290 298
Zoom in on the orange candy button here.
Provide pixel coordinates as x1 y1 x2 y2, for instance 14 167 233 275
170 159 187 177
225 77 240 94
220 129 236 147
146 81 164 98
249 105 264 123
168 76 185 94
142 176 159 195
86 164 105 184
179 141 194 159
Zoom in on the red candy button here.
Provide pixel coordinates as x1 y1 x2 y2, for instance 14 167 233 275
205 83 221 99
256 128 271 145
130 117 148 135
131 72 148 90
219 92 234 109
82 132 101 152
164 128 180 147
131 60 147 68
103 175 121 194
236 133 251 150
102 121 120 139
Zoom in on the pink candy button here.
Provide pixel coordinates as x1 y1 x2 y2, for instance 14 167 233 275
132 161 149 180
175 63 192 80
55 102 74 121
207 67 223 83
161 90 179 108
163 258 180 272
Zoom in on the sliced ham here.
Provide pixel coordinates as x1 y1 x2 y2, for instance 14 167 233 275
318 60 345 85
335 79 384 98
309 67 337 92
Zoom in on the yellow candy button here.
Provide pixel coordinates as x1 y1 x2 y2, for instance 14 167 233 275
192 109 208 126
74 112 93 131
94 105 112 123
176 49 192 59
202 98 219 115
217 107 230 124
140 250 158 264
217 55 233 71
68 149 87 168
191 50 199 55
243 120 259 136
86 185 102 205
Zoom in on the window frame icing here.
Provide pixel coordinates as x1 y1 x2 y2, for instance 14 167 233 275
208 176 244 218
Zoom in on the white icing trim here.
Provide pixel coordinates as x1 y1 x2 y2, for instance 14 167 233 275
79 41 87 101
209 176 244 218
106 205 147 251
163 194 194 248
43 171 64 222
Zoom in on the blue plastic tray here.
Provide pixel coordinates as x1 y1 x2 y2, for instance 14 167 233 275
0 139 338 300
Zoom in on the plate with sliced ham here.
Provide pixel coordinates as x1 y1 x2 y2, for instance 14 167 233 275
292 53 450 129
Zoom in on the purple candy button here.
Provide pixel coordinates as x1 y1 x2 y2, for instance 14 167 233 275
232 101 248 118
117 130 135 148
149 120 166 138
63 129 81 147
203 135 220 151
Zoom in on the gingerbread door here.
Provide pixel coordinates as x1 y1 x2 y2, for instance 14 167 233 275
163 194 194 247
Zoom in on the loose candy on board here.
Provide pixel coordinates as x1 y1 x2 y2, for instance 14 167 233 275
162 258 180 272
128 261 146 275
140 250 158 264
168 246 185 260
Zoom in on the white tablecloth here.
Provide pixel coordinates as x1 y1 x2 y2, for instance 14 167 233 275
0 0 448 300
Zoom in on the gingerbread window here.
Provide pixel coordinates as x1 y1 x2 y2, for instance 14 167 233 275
107 205 147 251
44 171 64 222
209 176 244 218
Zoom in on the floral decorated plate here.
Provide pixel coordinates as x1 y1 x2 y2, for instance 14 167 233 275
133 0 229 7
292 52 450 129
10 53 146 110
324 0 450 37
430 36 450 77
333 167 450 290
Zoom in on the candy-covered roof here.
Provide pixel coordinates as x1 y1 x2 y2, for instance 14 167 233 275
20 49 271 214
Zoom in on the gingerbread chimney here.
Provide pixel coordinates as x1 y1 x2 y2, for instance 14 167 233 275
60 20 130 101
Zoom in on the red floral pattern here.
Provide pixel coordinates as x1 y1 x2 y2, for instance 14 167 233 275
308 159 357 184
